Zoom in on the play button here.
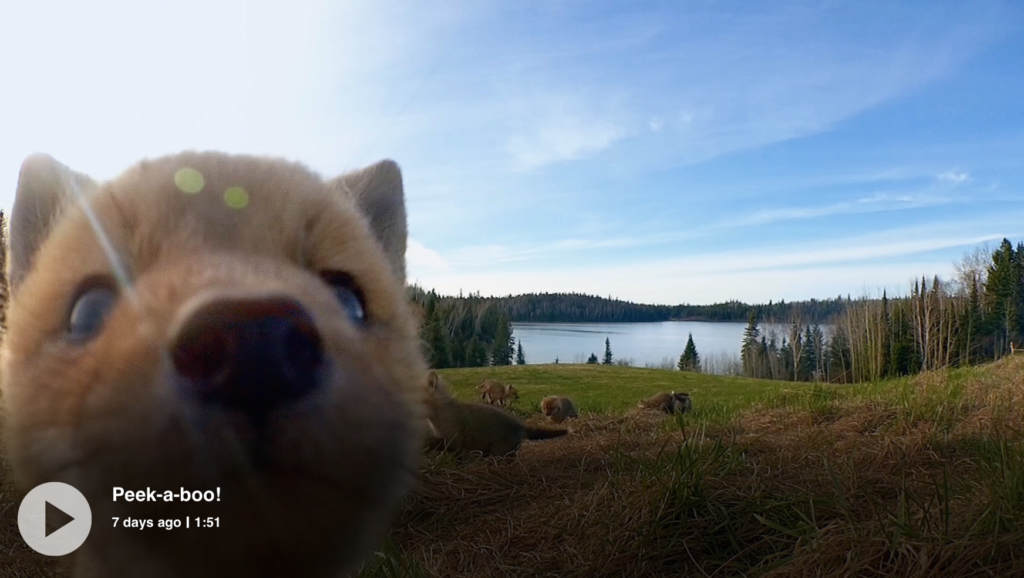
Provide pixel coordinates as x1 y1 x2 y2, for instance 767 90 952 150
46 500 75 537
18 482 92 556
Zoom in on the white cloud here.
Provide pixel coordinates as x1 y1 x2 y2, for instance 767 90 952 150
419 261 961 306
406 238 450 273
648 117 665 132
703 192 956 229
506 117 626 170
414 220 1019 302
937 170 970 184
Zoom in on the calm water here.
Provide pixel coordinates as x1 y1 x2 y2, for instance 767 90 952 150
511 321 749 368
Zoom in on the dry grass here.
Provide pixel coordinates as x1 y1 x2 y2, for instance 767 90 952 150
363 358 1024 578
4 359 1024 577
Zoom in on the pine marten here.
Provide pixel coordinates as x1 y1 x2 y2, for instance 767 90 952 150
1 152 428 578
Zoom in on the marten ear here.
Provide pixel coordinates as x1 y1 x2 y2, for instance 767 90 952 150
427 371 439 392
329 160 407 283
9 154 97 293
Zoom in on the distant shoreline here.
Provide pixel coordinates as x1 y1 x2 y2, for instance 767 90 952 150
512 318 743 324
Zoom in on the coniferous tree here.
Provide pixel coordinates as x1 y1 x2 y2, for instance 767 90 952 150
779 336 793 381
602 337 613 365
490 314 515 366
984 239 1020 356
423 295 451 369
449 334 466 368
889 300 919 376
467 336 489 367
741 311 763 378
958 275 983 364
516 340 526 365
587 353 599 364
811 324 825 379
678 333 701 372
799 325 816 381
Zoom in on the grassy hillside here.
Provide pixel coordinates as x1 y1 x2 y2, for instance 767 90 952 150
364 359 1024 578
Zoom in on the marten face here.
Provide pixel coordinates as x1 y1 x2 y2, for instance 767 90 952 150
2 152 427 577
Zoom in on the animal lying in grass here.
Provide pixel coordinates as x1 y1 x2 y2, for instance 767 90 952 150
427 371 567 456
1 152 427 578
476 378 519 406
638 391 693 415
540 395 579 424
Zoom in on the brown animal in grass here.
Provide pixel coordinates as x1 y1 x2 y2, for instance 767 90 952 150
1 152 427 578
540 395 579 424
638 391 693 415
427 371 566 456
671 392 693 414
476 378 519 406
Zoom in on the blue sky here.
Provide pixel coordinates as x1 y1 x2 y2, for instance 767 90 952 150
1 0 1022 305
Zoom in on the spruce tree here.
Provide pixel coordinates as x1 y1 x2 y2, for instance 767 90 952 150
602 337 613 365
811 324 825 379
490 314 515 366
741 311 762 378
959 275 983 364
423 295 451 369
678 333 701 372
985 239 1020 355
467 336 489 367
799 325 816 381
587 353 599 364
779 337 794 381
516 340 526 365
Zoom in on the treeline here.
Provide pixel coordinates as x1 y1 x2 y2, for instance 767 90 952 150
418 290 847 325
408 286 848 370
741 239 1024 383
411 287 525 369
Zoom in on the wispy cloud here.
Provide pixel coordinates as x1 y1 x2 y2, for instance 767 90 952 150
406 238 451 273
412 224 1015 304
730 193 956 227
506 116 627 170
414 193 1020 271
417 261 963 306
937 170 970 184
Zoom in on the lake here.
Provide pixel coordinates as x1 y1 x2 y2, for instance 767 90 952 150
511 321 750 370
510 321 830 372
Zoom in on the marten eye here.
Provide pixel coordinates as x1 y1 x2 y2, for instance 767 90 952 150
320 271 366 324
67 283 118 341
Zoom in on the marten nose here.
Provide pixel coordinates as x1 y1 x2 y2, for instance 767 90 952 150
171 296 324 421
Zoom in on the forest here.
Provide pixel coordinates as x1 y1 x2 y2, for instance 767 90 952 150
412 239 1024 384
440 290 847 324
408 285 843 369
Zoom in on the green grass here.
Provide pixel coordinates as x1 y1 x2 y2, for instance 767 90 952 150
366 358 1024 578
434 363 814 422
